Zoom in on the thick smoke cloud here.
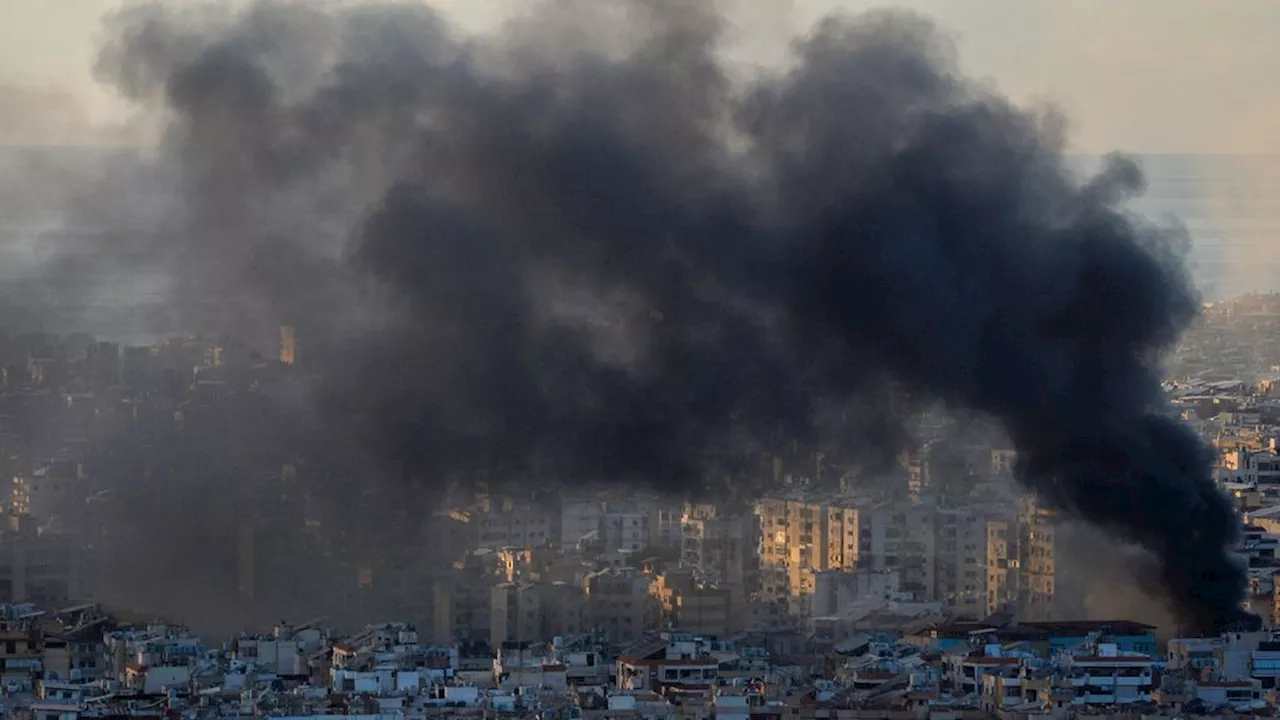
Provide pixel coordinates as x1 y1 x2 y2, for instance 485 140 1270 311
63 0 1247 633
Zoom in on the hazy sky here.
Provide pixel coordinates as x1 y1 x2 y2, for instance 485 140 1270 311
1 0 1277 153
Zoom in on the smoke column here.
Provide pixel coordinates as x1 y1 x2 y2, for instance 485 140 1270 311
50 0 1247 633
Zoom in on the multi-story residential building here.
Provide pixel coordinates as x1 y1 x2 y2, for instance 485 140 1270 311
648 502 684 552
477 506 556 549
651 570 734 637
680 504 755 599
540 582 588 641
496 547 535 583
585 567 657 645
617 634 721 695
426 509 475 569
1054 643 1155 706
601 511 648 555
0 605 43 689
986 518 1017 617
755 497 859 614
484 506 558 549
560 498 604 548
671 586 732 638
490 581 585 646
491 582 541 646
232 624 320 677
811 568 900 618
102 623 204 694
1220 448 1280 485
934 506 989 618
845 499 998 617
0 513 83 605
985 498 1057 619
432 571 492 644
1020 497 1058 620
858 500 936 600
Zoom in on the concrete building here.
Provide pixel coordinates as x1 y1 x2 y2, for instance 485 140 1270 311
985 498 1057 619
1219 448 1280 485
811 568 900 618
233 623 312 676
1019 497 1058 620
0 606 43 689
279 325 296 366
645 500 684 552
490 581 586 647
755 497 859 614
540 581 587 641
834 498 998 617
1054 642 1155 706
490 582 539 646
102 623 204 693
477 507 555 549
432 572 492 644
652 570 734 637
494 642 568 691
986 518 1017 617
679 504 755 598
934 506 989 618
585 567 657 645
0 514 83 605
559 498 604 549
12 459 88 522
858 500 938 601
616 635 720 695
601 511 648 555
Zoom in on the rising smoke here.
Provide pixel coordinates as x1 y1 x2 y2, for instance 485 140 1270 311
36 0 1249 633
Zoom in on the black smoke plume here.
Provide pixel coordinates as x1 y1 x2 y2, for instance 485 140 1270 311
41 0 1246 633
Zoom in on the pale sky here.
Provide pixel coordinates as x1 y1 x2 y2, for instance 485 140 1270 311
1 0 1277 153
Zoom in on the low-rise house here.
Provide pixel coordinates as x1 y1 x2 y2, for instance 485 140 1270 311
1055 642 1155 706
616 635 720 697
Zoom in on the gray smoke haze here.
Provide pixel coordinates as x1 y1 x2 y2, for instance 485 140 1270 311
1053 522 1181 635
34 0 1248 633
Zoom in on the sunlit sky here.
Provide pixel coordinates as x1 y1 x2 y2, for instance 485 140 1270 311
1 0 1277 153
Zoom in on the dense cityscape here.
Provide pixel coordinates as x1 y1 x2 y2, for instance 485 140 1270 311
0 294 1272 717
1 0 1276 718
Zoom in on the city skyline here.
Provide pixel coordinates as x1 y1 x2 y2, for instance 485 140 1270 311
1 9 1280 716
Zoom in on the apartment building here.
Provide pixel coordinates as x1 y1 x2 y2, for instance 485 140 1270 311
680 504 755 600
934 506 989 618
432 571 492 644
585 567 657 645
986 518 1017 617
849 499 997 618
651 569 734 638
560 498 604 548
755 497 859 615
477 506 556 549
490 581 586 647
0 514 82 605
985 497 1057 619
1020 497 1058 620
857 500 936 600
601 511 648 555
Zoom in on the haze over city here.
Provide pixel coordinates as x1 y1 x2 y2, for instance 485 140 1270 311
0 1 1278 718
